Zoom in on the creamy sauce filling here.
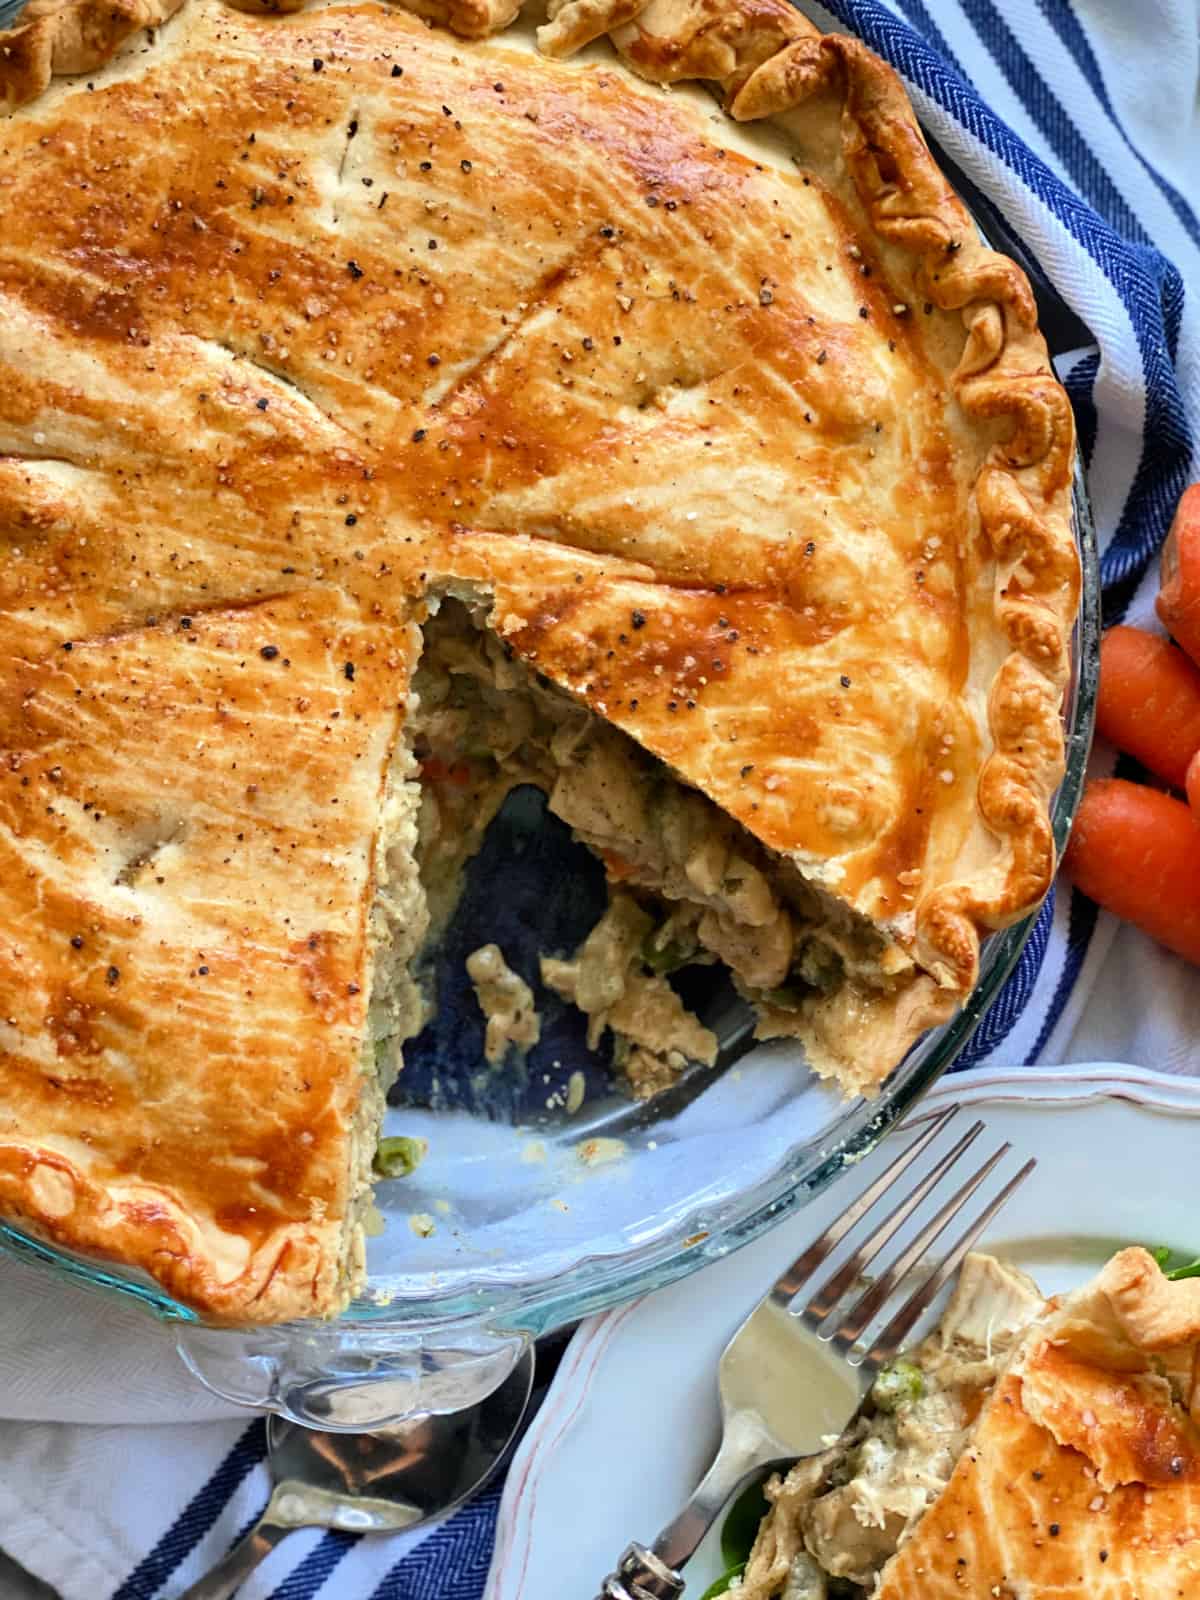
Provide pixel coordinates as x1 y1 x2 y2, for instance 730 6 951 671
465 943 542 1064
740 1254 1047 1599
541 893 718 1097
402 596 897 1096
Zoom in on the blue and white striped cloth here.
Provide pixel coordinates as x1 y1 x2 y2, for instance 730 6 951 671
0 2 1197 1598
814 0 1200 1079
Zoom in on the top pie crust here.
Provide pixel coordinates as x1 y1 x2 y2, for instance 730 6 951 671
0 0 1078 1319
875 1250 1200 1598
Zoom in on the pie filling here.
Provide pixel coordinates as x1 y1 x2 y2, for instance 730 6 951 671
365 593 914 1118
739 1255 1047 1599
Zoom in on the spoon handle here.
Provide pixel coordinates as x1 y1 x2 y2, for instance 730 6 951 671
175 1508 292 1600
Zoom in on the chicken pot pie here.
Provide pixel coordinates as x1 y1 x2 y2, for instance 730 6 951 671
739 1248 1200 1599
0 0 1078 1319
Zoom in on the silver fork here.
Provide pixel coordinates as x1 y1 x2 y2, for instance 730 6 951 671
595 1104 1035 1599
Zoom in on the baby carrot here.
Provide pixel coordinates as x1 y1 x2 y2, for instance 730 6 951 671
1096 625 1200 790
1157 483 1200 668
1189 750 1200 817
1063 779 1200 967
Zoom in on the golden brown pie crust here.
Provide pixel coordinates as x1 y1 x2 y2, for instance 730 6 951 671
0 0 1078 1319
0 589 413 1319
875 1251 1200 1598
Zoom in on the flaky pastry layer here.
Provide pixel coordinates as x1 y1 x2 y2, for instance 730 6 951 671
877 1250 1200 1599
0 0 1077 1317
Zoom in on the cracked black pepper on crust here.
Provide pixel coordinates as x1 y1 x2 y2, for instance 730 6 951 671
0 0 1076 1320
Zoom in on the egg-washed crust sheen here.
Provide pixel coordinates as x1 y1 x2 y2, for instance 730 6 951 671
0 590 412 1320
876 1250 1200 1598
0 0 1076 1317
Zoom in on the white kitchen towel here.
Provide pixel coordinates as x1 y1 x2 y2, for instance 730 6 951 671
0 1407 501 1600
0 1 1197 1598
0 1246 504 1597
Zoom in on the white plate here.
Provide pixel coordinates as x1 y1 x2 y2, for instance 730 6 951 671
485 1063 1200 1600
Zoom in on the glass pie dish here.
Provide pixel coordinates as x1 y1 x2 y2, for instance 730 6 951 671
0 454 1100 1429
0 0 1100 1427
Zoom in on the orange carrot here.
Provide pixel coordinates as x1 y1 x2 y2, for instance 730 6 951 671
1063 779 1200 966
1096 625 1200 790
1189 749 1200 817
1157 483 1200 668
600 848 638 881
420 755 473 787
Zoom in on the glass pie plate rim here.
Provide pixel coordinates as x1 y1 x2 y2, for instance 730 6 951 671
0 0 1101 1409
0 462 1101 1421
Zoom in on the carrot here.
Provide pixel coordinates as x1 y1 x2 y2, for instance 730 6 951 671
1063 778 1200 966
1157 483 1200 667
419 755 473 787
1189 749 1200 817
1096 625 1200 790
600 848 638 881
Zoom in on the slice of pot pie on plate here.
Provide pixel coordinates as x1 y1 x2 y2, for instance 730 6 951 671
739 1248 1200 1599
0 0 1079 1319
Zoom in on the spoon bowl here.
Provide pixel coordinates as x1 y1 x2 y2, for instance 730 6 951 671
178 1342 535 1599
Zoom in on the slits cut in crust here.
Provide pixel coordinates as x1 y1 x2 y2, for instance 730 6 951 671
0 0 1077 1316
876 1249 1200 1598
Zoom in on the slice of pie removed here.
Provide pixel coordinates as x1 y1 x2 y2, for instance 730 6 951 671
0 0 1079 1319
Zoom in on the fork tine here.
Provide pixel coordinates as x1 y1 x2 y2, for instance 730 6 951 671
857 1156 1037 1370
824 1140 1011 1349
769 1105 958 1308
801 1120 986 1327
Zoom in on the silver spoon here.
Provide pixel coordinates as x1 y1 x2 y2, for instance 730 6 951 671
178 1344 535 1600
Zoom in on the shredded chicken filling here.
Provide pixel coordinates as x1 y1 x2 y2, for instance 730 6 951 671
392 596 905 1094
466 942 541 1064
738 1254 1047 1599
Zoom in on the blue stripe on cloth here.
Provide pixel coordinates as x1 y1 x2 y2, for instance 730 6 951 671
112 1420 268 1600
1028 885 1101 1061
957 0 1149 243
1035 0 1200 248
1062 349 1100 469
367 1482 502 1600
266 1531 359 1600
949 888 1055 1073
1162 250 1186 368
1099 260 1191 602
887 0 969 80
1101 568 1148 631
821 0 1194 624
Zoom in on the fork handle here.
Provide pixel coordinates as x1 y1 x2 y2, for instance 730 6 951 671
596 1543 684 1600
594 1431 774 1599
